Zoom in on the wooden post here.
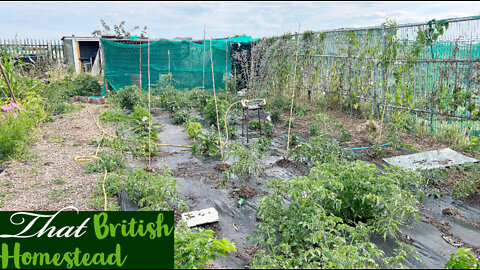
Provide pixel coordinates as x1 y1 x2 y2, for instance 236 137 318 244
0 62 17 104
47 41 53 60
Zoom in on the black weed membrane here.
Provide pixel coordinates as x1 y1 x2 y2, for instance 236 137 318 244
119 107 479 269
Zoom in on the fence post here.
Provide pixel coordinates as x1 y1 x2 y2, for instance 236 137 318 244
372 60 378 117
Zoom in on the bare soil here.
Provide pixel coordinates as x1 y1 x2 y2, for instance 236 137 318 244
0 103 117 211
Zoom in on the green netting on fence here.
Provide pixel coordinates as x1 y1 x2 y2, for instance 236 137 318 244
100 36 256 95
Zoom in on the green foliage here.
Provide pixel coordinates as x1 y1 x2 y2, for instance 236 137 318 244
250 163 422 268
250 137 272 160
309 123 318 135
294 134 357 164
175 221 237 269
67 74 102 97
192 126 221 156
128 106 161 159
453 177 477 199
340 128 352 142
224 142 262 187
109 85 147 110
203 97 229 128
55 102 84 115
313 112 328 130
123 166 181 211
264 121 275 137
445 248 480 269
99 108 129 122
308 161 423 238
270 111 281 122
288 133 299 146
185 121 203 140
85 151 125 173
172 110 192 125
249 120 260 129
0 102 35 160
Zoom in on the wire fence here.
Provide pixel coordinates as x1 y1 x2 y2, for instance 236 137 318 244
251 16 480 139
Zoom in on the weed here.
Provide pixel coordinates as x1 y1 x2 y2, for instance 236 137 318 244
264 121 275 137
49 134 66 143
334 123 344 129
99 108 129 122
270 111 281 122
185 121 203 140
49 186 73 202
340 129 352 142
53 177 67 185
55 102 83 115
309 124 318 135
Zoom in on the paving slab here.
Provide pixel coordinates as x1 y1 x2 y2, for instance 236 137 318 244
384 148 478 170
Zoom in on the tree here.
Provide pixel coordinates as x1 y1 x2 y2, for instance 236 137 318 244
91 19 147 37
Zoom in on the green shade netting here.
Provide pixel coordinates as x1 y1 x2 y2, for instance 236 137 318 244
100 36 256 95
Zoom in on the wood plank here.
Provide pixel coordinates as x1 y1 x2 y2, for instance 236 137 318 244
181 207 219 228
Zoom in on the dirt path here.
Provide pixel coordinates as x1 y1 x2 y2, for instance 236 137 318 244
0 103 117 211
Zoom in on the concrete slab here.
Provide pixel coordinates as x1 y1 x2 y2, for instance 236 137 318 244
383 148 478 170
181 207 219 228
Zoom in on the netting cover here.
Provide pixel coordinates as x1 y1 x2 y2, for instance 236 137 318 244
100 36 256 94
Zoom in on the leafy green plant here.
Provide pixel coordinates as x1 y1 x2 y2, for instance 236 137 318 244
294 134 357 164
0 102 35 160
307 161 423 238
99 108 129 122
109 85 147 110
172 110 192 125
270 111 281 122
250 137 272 160
452 177 477 199
175 221 236 269
313 112 329 131
340 128 352 142
192 126 221 156
309 123 318 135
249 120 260 129
224 142 262 189
185 121 203 140
203 97 228 128
264 121 275 137
250 165 422 269
288 133 299 146
85 151 125 173
66 74 102 97
284 118 295 128
445 248 480 269
55 102 84 115
123 166 182 211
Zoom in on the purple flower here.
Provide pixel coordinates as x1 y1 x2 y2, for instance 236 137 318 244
1 105 11 111
12 113 17 119
1 115 5 119
30 111 33 114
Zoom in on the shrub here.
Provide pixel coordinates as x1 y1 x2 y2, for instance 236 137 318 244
172 110 192 125
109 85 147 110
0 102 34 160
67 74 101 97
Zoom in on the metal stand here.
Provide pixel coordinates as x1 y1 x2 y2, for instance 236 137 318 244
241 101 266 143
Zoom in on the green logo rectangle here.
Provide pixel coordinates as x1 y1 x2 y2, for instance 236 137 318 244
0 207 173 269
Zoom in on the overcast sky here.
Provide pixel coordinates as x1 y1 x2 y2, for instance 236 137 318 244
1 1 480 40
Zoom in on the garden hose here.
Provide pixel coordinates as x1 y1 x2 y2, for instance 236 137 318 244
74 109 116 211
222 99 266 147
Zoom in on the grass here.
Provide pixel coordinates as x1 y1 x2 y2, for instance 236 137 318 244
49 134 67 143
49 186 74 202
53 177 68 185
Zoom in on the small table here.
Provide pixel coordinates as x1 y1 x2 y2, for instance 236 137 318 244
241 100 266 143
